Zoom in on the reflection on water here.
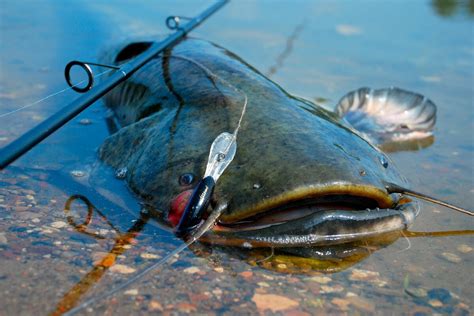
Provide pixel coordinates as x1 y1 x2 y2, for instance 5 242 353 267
432 0 474 17
380 136 435 153
52 195 150 315
53 194 474 314
1 0 473 315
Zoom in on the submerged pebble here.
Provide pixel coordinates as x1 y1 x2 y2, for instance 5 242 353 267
0 233 8 245
214 267 224 273
148 300 163 311
309 276 331 284
212 288 223 297
140 252 160 259
428 288 452 304
456 244 472 254
240 271 253 279
428 299 443 308
350 268 380 281
183 266 200 274
405 287 428 298
50 221 67 229
346 295 375 313
176 302 197 313
252 293 299 313
109 264 136 274
331 298 350 311
124 289 138 296
320 284 344 293
440 252 462 263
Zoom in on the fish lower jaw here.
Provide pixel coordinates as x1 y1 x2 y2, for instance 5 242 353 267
216 193 395 231
205 200 419 248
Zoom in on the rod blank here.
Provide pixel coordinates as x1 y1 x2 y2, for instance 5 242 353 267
0 0 228 170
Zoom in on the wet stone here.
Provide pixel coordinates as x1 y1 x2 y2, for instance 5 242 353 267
50 221 67 229
429 299 443 308
17 211 40 220
176 302 197 313
0 233 8 245
320 284 344 293
240 271 253 279
405 287 428 298
9 226 28 233
14 206 32 212
350 268 380 281
428 288 452 304
440 252 462 263
183 266 200 274
124 289 138 296
346 295 375 313
109 264 136 274
140 252 160 259
148 300 163 311
309 276 331 284
212 288 223 298
456 244 472 253
252 293 299 313
331 298 350 311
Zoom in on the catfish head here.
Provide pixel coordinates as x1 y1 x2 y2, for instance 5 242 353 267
98 38 442 248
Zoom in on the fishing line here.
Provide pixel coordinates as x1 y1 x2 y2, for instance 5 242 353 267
65 56 249 314
255 247 275 263
166 54 247 234
397 230 412 253
0 68 114 119
169 54 248 138
63 203 227 316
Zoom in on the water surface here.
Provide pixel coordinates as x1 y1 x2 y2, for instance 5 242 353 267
0 0 473 314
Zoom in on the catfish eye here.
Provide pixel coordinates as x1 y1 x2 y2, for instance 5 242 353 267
179 173 195 186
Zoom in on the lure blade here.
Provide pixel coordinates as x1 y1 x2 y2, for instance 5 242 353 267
204 132 237 182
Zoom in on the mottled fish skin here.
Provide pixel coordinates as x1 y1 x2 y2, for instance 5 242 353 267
98 38 415 245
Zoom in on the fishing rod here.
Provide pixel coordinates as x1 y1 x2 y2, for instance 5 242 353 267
0 0 229 170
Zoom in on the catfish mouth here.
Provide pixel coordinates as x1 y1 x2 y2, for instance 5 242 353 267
216 195 385 231
207 186 419 247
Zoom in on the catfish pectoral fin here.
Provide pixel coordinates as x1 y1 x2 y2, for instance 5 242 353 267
98 114 158 169
335 87 437 151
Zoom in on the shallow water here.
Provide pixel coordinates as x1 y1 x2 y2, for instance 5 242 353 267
1 0 473 315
